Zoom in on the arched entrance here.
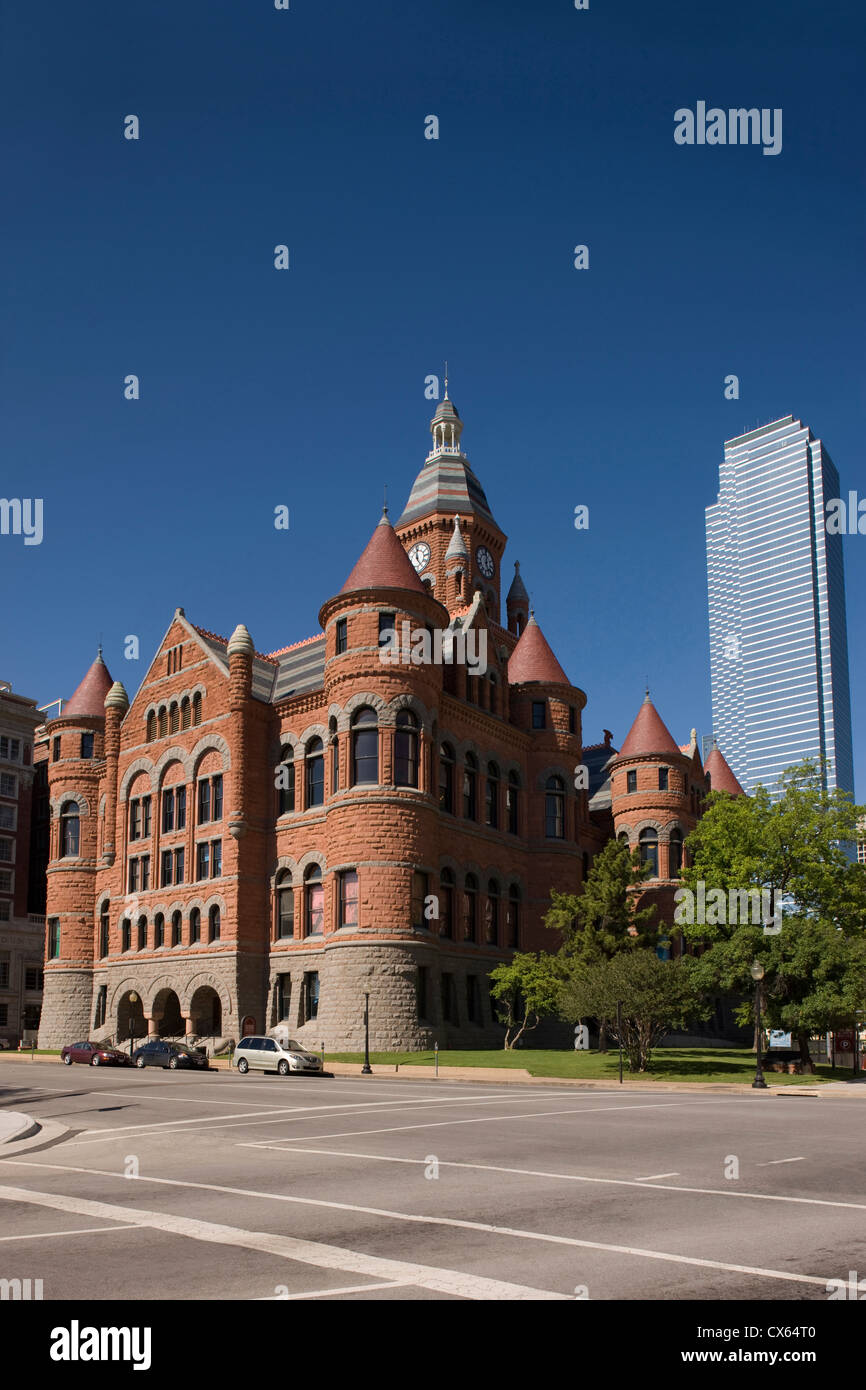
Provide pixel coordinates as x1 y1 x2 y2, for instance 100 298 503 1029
242 1015 256 1036
189 986 222 1038
152 987 184 1038
117 991 145 1045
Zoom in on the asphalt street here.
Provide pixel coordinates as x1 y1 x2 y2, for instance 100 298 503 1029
0 1060 864 1302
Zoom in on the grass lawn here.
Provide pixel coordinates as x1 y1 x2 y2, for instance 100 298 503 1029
325 1047 838 1084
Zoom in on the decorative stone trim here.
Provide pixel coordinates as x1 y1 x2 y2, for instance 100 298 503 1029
119 759 156 802
50 791 91 817
189 733 231 775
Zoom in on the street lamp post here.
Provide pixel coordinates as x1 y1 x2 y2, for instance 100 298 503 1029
749 961 767 1089
361 992 372 1075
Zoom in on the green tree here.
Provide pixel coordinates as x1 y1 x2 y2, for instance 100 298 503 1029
682 759 866 1067
489 952 564 1050
559 951 708 1072
544 838 659 1049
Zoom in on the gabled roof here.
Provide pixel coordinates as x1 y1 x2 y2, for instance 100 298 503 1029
507 615 569 686
62 651 114 718
705 743 745 795
340 511 427 595
618 693 680 758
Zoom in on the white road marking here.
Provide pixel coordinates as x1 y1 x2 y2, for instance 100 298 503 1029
0 1182 568 1301
756 1157 806 1166
258 1280 409 1300
0 1223 140 1242
0 1166 836 1291
66 1092 551 1139
61 1096 695 1146
636 1172 680 1181
237 1143 866 1215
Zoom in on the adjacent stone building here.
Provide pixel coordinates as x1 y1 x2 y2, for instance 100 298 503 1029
36 393 741 1051
0 680 48 1044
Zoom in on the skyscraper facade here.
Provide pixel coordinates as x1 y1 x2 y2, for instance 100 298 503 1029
706 415 855 800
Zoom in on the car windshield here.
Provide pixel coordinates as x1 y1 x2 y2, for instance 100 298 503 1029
173 1045 195 1054
284 1041 305 1051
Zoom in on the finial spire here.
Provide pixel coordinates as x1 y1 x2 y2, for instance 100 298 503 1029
444 360 449 400
383 484 388 517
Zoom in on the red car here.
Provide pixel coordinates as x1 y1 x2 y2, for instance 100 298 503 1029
61 1040 131 1067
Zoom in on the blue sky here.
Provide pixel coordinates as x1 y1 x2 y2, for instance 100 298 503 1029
2 0 864 794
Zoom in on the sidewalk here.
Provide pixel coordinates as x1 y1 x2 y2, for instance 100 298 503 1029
0 1111 39 1143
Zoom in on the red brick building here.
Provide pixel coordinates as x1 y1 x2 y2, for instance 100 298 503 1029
36 394 742 1050
0 681 48 1044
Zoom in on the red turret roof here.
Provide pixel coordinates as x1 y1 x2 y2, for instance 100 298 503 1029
507 615 569 686
705 744 745 795
340 512 427 596
62 651 114 718
618 694 680 758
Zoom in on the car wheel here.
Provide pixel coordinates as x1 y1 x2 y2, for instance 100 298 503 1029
135 1056 146 1068
91 1055 100 1066
62 1054 72 1065
277 1059 290 1076
237 1057 249 1074
169 1056 179 1069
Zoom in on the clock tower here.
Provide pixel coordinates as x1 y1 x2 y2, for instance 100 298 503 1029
395 386 507 622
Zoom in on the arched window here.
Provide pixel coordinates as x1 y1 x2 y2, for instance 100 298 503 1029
463 753 477 820
99 902 110 958
485 880 500 945
439 743 455 814
351 708 378 785
506 771 520 835
171 910 182 947
305 738 324 807
60 801 80 857
463 873 477 942
190 907 201 943
276 870 294 939
137 915 147 951
506 884 520 948
181 697 191 730
277 748 295 815
669 828 683 878
395 710 419 787
158 707 168 738
618 831 630 847
485 762 499 828
146 712 156 742
330 718 339 792
439 867 454 938
304 864 324 936
154 912 164 949
639 827 659 877
121 918 131 952
208 905 221 942
170 703 179 733
545 776 565 839
192 693 202 726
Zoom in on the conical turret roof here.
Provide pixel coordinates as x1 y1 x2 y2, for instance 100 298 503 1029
618 693 680 758
444 515 468 562
507 561 529 604
705 743 745 795
63 649 114 718
340 511 427 595
507 614 569 686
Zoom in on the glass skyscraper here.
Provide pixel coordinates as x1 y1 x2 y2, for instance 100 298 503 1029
706 415 855 800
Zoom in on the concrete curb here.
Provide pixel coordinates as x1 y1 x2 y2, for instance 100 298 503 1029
0 1111 40 1143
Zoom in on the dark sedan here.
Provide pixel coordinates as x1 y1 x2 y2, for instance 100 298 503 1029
132 1040 209 1071
61 1040 132 1067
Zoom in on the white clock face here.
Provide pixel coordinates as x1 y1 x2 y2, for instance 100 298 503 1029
408 541 431 573
476 545 495 579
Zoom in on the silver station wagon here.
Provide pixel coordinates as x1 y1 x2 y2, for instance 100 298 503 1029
234 1035 323 1076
